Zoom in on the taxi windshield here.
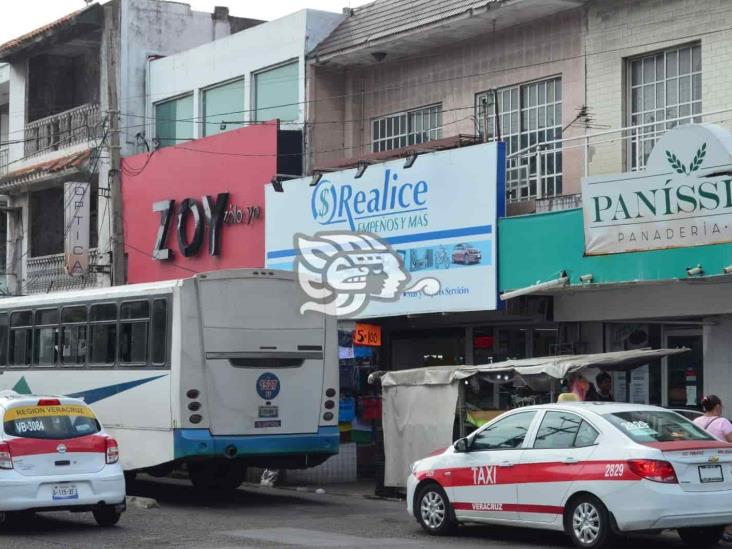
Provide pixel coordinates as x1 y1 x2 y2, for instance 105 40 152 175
3 404 101 440
604 410 714 443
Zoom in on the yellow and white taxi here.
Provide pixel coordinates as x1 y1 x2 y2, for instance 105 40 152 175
407 402 732 549
0 391 125 526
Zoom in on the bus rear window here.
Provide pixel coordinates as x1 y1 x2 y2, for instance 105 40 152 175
4 404 101 439
604 410 713 443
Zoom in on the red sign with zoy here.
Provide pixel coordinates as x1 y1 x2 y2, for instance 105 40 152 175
121 124 277 283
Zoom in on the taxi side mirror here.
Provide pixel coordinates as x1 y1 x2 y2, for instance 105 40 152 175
454 437 469 453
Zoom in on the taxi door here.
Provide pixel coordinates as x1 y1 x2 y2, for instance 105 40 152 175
517 410 600 524
450 410 538 523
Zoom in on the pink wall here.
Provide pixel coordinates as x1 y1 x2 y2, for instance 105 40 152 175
121 124 277 283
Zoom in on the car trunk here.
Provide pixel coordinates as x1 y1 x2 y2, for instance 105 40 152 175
8 435 107 477
645 441 732 492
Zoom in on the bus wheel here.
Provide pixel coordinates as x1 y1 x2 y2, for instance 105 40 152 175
189 461 246 494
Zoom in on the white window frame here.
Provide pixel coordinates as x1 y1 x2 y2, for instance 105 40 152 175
252 59 300 123
626 43 701 171
201 76 246 137
477 77 562 203
371 104 442 153
153 92 194 148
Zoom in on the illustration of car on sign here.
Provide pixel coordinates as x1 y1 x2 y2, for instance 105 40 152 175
451 243 481 265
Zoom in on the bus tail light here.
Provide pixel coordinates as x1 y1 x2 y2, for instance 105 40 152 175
627 459 677 483
105 438 120 464
0 443 12 470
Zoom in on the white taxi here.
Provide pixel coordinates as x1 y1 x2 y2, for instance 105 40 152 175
407 402 732 549
0 391 125 526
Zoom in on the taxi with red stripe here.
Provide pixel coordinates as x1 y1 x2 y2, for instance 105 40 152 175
407 402 732 549
0 390 125 526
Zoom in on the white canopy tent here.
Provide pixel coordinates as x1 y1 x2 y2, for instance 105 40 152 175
372 348 689 487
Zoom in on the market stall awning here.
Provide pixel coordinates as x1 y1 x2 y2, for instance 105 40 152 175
378 348 689 387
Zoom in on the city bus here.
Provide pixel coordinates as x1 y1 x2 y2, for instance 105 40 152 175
0 269 339 491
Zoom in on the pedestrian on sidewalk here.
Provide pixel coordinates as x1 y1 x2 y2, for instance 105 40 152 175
693 395 732 543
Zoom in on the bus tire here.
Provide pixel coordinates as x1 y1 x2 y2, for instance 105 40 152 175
189 461 246 494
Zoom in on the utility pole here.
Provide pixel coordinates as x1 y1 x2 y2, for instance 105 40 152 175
106 3 125 286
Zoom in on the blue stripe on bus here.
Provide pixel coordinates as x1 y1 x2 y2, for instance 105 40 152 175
173 426 340 459
68 375 168 405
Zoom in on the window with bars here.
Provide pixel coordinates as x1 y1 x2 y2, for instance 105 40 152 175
371 104 442 153
477 77 562 203
628 43 701 170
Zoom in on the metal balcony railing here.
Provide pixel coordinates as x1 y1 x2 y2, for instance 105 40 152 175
0 148 7 176
24 104 103 158
500 106 732 211
25 249 99 294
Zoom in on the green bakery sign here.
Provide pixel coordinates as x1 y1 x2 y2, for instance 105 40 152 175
582 124 732 255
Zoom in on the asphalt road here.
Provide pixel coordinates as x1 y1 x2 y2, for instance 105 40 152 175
0 476 702 548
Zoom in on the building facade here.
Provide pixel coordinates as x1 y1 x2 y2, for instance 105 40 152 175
297 0 732 412
146 9 343 147
498 0 732 409
0 0 261 295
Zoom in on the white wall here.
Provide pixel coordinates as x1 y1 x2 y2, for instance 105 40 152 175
119 0 260 155
6 61 26 164
147 9 343 138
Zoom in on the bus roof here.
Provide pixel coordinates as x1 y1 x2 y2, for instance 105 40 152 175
0 269 298 309
0 278 181 309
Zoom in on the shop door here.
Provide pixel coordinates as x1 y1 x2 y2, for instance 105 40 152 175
664 331 703 409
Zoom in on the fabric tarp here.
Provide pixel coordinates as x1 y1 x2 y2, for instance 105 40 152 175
376 348 688 487
379 348 687 387
383 383 458 488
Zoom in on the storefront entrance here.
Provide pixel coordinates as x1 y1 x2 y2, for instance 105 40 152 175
664 330 703 409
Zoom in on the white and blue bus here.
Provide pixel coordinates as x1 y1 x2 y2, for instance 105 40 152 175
0 269 339 491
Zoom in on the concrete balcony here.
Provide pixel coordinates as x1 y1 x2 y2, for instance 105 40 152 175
24 103 102 159
26 249 99 294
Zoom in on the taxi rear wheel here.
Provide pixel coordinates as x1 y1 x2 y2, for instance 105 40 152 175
93 506 122 527
415 483 456 536
565 494 616 549
677 526 724 547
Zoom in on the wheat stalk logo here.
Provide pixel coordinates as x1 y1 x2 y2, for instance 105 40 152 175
665 143 706 175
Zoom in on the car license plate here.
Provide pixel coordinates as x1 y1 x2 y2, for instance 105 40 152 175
52 485 79 500
258 405 279 418
699 465 724 483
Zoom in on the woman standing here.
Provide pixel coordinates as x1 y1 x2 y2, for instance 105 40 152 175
693 395 732 544
693 395 732 443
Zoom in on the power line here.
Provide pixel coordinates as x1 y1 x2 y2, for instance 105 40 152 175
114 21 732 128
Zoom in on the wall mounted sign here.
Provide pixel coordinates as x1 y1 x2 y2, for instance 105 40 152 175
152 193 261 260
64 181 90 277
582 124 732 255
353 323 381 346
121 124 276 284
265 143 505 318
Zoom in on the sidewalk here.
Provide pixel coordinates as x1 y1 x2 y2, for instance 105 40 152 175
241 479 405 501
